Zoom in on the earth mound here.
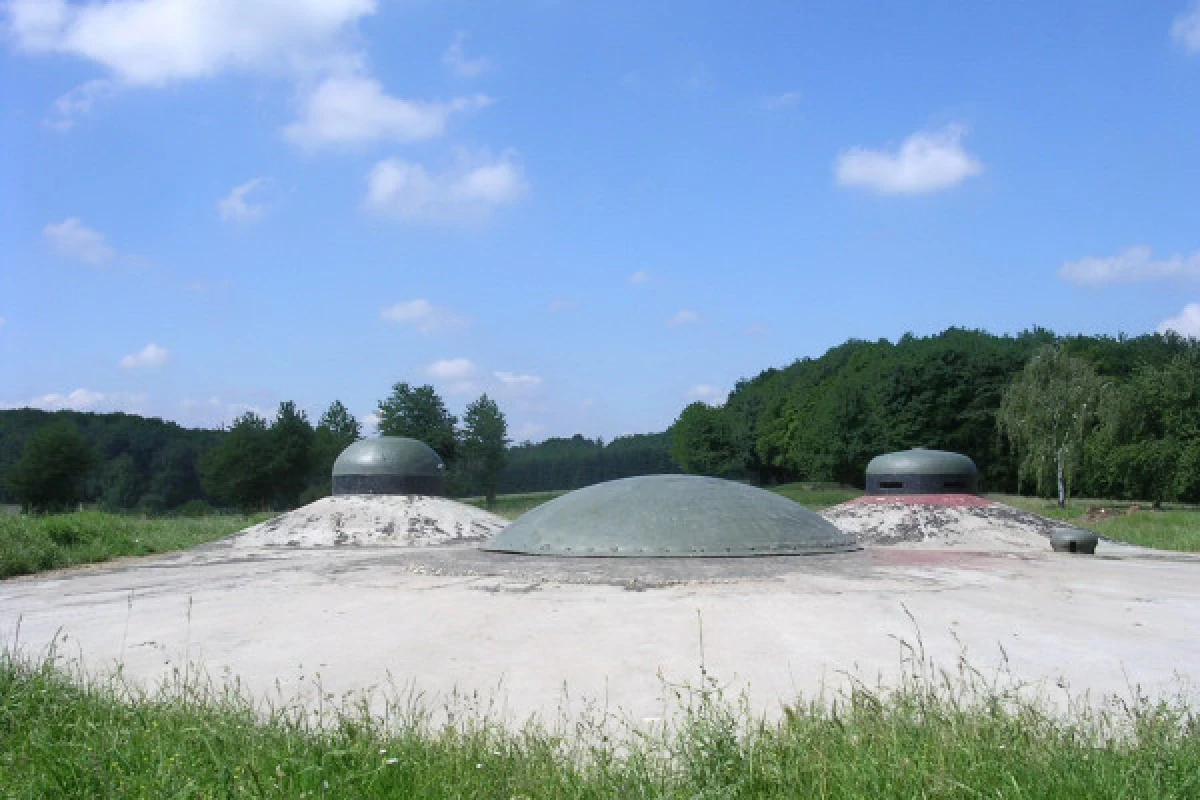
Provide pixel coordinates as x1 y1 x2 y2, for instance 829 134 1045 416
230 495 507 548
821 496 1063 551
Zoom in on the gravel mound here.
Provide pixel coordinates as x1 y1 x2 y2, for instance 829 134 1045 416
229 495 508 548
821 498 1063 551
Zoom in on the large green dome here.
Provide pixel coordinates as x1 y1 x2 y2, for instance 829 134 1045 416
482 475 859 557
332 437 445 496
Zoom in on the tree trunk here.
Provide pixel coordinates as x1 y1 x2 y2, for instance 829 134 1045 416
1056 446 1067 509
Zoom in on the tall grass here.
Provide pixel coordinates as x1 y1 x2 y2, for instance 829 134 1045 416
0 511 271 579
2 635 1198 798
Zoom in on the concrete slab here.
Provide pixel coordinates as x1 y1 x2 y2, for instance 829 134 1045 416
2 543 1199 725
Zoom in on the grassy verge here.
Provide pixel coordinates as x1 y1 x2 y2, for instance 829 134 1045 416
0 511 272 580
771 484 864 510
1 646 1198 798
991 495 1200 552
461 490 568 520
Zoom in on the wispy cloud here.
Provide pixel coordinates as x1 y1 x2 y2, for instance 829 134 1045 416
10 388 148 414
218 178 271 223
686 384 727 405
43 217 116 265
1159 303 1200 337
119 342 169 369
364 150 526 225
762 91 801 110
380 299 466 333
667 309 701 327
286 76 491 148
1059 246 1200 287
547 298 578 313
425 357 477 394
1173 2 1200 52
494 371 542 387
628 270 650 285
45 78 114 130
442 31 489 78
835 124 982 195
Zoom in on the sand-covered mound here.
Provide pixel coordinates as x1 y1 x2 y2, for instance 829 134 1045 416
230 495 508 548
821 496 1065 552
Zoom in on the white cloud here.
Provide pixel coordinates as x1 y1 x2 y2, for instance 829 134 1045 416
119 342 169 369
442 30 488 78
43 217 116 264
1174 2 1200 52
513 421 545 441
285 76 490 147
426 357 476 380
7 0 378 86
835 124 983 195
686 384 727 405
762 91 801 110
1059 246 1200 287
628 270 650 285
361 411 381 435
547 298 578 313
425 357 476 395
1159 303 1200 338
218 178 271 223
14 388 147 414
667 309 701 326
379 299 466 333
46 78 114 130
364 151 527 224
494 371 542 387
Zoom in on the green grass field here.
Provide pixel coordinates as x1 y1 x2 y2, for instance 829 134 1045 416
990 495 1200 552
2 645 1198 798
0 511 271 580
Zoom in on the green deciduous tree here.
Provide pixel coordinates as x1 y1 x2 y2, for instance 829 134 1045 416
5 421 94 512
309 400 361 497
377 383 458 462
269 401 314 508
998 346 1105 507
199 412 273 512
669 402 741 477
461 393 509 506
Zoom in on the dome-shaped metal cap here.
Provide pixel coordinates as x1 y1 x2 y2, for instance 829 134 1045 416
483 475 859 557
332 437 445 496
865 448 978 495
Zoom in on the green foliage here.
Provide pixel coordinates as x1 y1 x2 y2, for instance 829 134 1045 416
461 394 509 505
377 383 459 462
500 433 679 494
670 402 741 477
199 412 274 512
3 647 1200 798
998 346 1105 506
268 401 314 508
0 511 269 579
309 399 361 496
5 422 94 512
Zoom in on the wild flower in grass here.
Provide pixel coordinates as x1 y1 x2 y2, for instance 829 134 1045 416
385 757 398 765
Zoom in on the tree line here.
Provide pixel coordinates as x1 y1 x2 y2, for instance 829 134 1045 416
5 327 1196 512
669 327 1200 504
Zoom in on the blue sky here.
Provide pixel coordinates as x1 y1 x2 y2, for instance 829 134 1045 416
3 1 1200 441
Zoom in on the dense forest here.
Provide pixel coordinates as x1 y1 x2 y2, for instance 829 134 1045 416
3 327 1198 511
668 327 1200 502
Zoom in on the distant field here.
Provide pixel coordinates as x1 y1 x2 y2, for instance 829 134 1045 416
991 494 1200 552
770 484 864 510
461 490 568 520
0 511 271 580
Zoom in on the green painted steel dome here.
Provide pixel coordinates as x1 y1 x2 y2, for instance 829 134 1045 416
482 475 859 557
865 448 978 495
332 437 445 496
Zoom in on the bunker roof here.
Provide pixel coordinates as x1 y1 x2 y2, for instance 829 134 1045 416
333 437 445 478
482 474 859 557
866 449 978 477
